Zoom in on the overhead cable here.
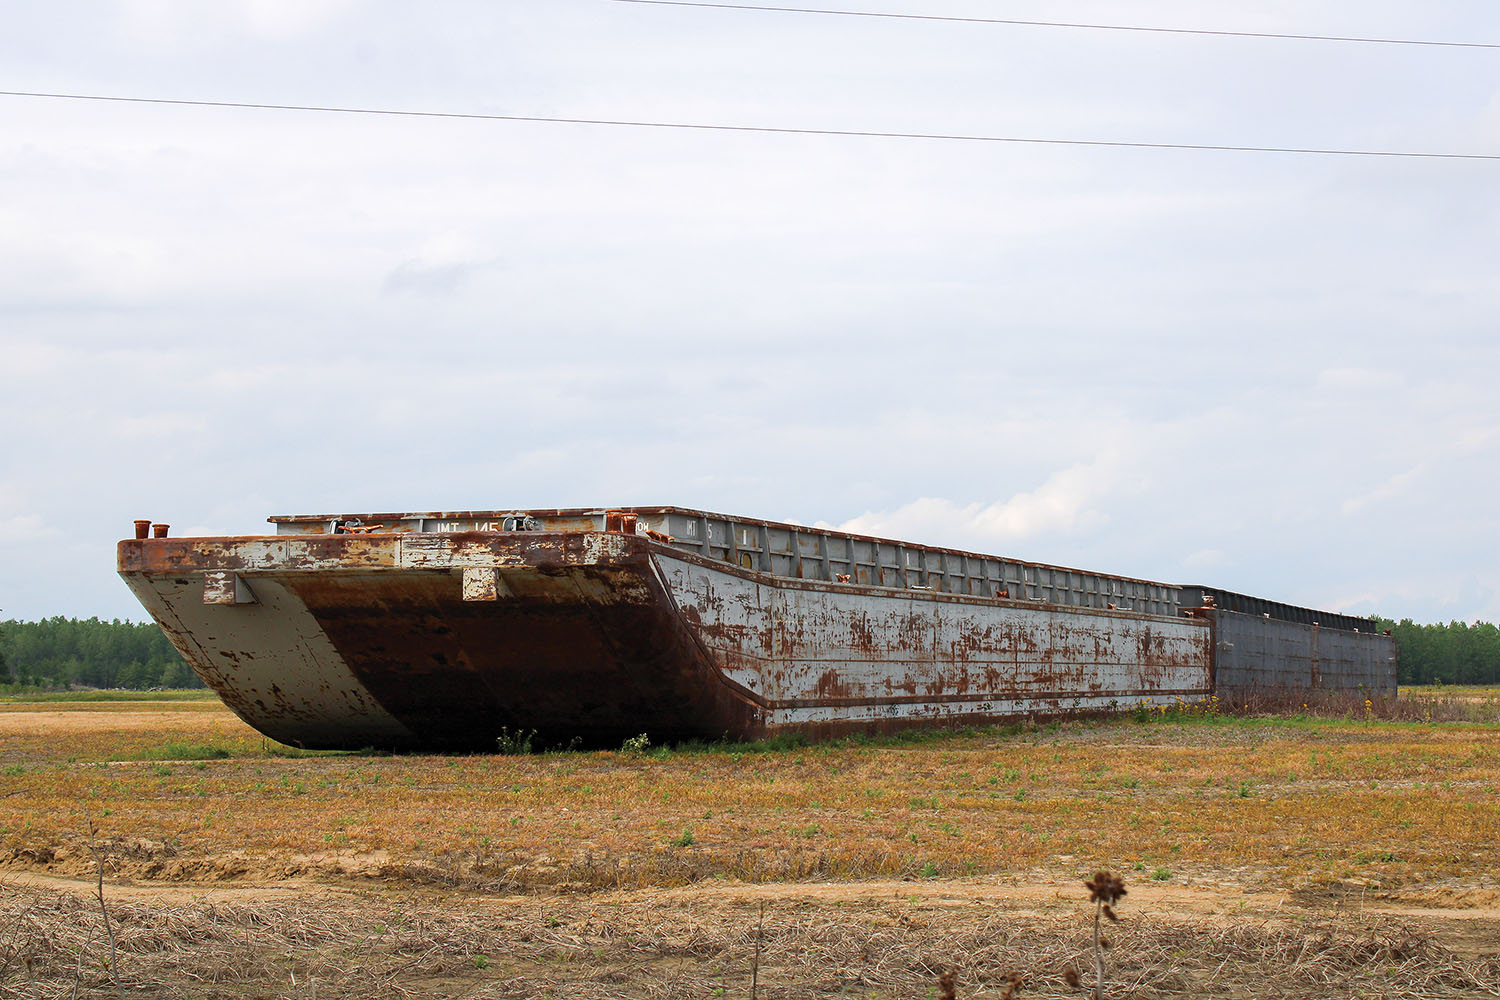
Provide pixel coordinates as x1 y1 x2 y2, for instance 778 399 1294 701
2 90 1497 161
609 0 1500 50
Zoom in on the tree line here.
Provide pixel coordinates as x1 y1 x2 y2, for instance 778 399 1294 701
1376 617 1500 687
1 614 1497 691
0 617 203 690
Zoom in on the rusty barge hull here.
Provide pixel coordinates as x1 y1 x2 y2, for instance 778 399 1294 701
118 508 1215 750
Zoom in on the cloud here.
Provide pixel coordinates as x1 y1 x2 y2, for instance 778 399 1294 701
107 413 207 441
1455 425 1500 455
0 515 63 545
1327 592 1383 615
836 453 1137 548
0 342 78 378
1314 368 1401 393
1343 575 1500 625
119 0 354 42
384 258 479 295
1181 548 1229 571
1341 463 1426 515
237 0 354 36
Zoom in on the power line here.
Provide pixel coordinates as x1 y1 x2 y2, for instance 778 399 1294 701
609 0 1500 50
3 90 1497 161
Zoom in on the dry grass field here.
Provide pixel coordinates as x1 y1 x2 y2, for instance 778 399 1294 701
1 692 1498 998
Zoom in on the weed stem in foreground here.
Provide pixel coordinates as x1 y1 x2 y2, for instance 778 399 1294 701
1083 871 1126 999
750 900 763 1000
86 820 122 1000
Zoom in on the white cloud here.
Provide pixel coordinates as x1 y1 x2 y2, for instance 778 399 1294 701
0 342 79 379
237 0 354 36
385 258 488 295
1327 592 1383 615
119 0 354 42
1181 549 1228 571
1455 425 1500 454
107 413 208 441
1314 368 1402 393
1341 463 1426 515
0 515 63 544
837 453 1139 549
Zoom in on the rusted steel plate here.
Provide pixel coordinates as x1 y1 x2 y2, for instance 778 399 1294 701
119 572 415 748
654 550 1210 733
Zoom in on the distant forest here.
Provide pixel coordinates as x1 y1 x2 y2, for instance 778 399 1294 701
1376 618 1500 687
1 615 1497 691
1 617 203 689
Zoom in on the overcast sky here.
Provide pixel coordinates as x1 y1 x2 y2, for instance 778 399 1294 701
2 0 1497 624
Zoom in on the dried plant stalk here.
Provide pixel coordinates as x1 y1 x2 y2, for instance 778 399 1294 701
1083 871 1127 999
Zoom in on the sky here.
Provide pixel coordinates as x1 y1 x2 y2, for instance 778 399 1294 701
1 0 1497 624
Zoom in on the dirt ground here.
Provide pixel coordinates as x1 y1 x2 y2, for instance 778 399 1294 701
2 700 1498 998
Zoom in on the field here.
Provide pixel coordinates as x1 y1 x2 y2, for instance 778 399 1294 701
1 693 1498 998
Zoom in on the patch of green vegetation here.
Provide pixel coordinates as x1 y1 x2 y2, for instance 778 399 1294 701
638 722 1030 757
0 688 219 704
496 728 537 755
141 742 232 761
620 733 652 753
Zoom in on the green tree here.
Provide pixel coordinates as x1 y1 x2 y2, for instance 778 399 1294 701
0 617 202 690
1376 616 1500 686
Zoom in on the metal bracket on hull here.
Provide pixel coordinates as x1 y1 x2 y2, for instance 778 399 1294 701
461 566 512 601
203 571 257 605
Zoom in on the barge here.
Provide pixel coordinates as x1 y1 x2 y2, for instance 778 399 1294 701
117 506 1396 750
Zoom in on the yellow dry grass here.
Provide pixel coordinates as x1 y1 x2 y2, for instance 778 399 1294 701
2 699 1497 896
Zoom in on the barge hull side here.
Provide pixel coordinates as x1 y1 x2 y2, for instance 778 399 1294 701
1208 609 1397 699
655 551 1213 735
